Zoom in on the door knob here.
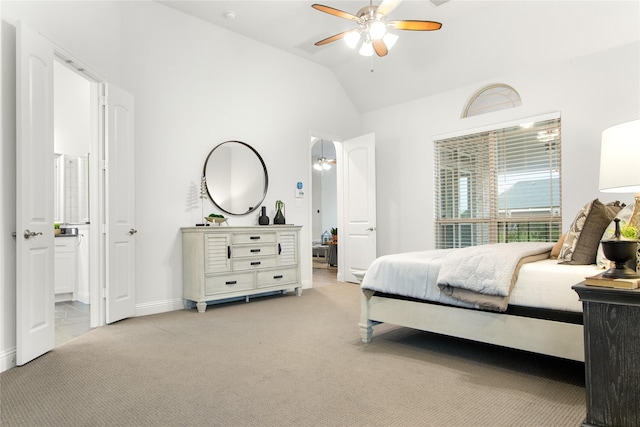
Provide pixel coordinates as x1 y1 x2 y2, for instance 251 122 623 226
23 229 43 239
128 228 138 235
366 227 377 231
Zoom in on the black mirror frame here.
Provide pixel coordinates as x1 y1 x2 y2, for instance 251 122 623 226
202 140 269 216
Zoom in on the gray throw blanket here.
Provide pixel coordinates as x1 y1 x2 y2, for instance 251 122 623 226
437 242 554 311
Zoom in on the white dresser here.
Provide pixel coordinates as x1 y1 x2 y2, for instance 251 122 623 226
181 225 302 313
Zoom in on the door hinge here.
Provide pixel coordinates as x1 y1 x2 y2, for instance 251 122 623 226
101 287 107 299
101 160 108 170
101 224 107 234
99 95 107 106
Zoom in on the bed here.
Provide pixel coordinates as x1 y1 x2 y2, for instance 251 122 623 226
358 243 603 362
357 198 633 362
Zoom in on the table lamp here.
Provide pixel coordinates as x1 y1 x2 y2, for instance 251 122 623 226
599 119 640 279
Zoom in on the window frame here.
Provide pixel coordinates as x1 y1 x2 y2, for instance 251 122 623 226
433 113 562 249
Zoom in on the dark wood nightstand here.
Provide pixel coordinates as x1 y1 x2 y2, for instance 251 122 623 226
573 283 640 427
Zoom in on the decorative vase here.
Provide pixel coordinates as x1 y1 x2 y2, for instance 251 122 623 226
274 208 285 225
258 206 269 225
274 200 286 225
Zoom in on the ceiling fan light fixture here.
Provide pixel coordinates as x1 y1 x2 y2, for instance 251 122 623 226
368 20 387 40
344 30 361 49
359 41 374 56
383 32 399 50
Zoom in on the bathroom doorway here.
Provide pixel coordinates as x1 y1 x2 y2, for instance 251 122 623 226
311 139 337 280
53 59 94 346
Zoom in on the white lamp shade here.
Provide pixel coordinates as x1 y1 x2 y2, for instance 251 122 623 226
359 41 374 57
344 31 360 49
383 33 399 50
599 119 640 192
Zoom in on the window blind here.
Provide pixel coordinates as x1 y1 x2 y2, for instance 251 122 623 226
434 116 562 249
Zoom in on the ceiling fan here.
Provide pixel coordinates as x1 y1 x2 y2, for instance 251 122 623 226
314 140 336 171
312 0 442 57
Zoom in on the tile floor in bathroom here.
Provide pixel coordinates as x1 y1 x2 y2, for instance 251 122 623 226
55 300 91 347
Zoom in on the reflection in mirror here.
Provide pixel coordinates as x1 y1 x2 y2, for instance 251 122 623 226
54 153 90 224
203 141 268 216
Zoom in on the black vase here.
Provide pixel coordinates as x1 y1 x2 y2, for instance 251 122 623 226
258 206 269 225
274 208 285 225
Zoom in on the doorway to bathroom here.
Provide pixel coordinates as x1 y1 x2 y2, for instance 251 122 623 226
311 138 338 281
53 59 93 346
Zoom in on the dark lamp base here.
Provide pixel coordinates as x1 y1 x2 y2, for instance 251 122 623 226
601 238 639 279
602 266 640 279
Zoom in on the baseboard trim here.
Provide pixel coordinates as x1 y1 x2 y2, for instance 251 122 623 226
1 347 16 373
135 298 185 317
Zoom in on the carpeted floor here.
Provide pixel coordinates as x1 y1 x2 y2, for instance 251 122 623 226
1 269 586 426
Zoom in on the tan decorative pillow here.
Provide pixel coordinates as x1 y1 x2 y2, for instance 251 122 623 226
558 199 624 265
550 234 566 259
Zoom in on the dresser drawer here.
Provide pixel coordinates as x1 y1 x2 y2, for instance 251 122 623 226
257 267 298 288
232 232 277 245
205 272 254 295
232 244 277 258
234 257 277 271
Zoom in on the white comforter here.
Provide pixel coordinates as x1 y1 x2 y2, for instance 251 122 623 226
361 249 477 309
361 243 597 313
436 242 555 296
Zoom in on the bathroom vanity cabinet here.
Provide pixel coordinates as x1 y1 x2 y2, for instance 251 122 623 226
54 235 78 300
181 226 302 313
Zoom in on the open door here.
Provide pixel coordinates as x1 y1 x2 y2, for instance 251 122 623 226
15 22 55 365
105 84 136 324
342 133 377 283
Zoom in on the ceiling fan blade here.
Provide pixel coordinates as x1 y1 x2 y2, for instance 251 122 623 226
311 4 359 21
373 39 388 57
314 31 352 46
375 0 402 18
388 20 442 31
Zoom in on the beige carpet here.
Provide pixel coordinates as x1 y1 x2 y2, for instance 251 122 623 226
1 271 586 426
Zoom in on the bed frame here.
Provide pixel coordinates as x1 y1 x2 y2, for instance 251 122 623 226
359 291 585 362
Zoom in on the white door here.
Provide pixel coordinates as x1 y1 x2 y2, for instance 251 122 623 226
342 133 377 283
105 84 136 324
16 22 55 365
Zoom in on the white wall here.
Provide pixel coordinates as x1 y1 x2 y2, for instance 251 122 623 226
54 61 91 157
362 42 640 256
1 1 360 370
1 18 17 371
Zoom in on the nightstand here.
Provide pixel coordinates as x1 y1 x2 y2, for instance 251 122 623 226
572 283 640 427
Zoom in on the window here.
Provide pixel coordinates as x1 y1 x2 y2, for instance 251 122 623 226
462 84 522 118
434 115 562 249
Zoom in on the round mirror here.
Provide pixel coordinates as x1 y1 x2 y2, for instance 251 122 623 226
203 141 268 216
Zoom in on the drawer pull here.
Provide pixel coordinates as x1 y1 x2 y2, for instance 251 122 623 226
227 246 231 259
250 249 261 253
278 243 282 255
273 275 283 279
251 261 261 266
250 236 260 240
225 280 237 285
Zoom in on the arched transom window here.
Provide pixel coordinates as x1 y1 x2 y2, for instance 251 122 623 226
463 84 522 118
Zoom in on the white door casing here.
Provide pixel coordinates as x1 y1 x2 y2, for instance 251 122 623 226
16 22 55 365
105 84 136 324
342 133 377 283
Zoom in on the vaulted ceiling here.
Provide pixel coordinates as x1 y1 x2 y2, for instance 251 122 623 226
157 1 640 113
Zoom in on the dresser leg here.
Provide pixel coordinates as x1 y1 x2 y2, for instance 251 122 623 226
295 287 303 296
196 302 207 313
